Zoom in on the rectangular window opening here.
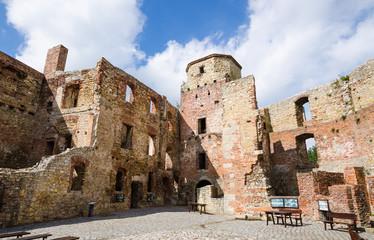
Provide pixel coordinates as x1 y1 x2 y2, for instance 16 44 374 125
198 152 206 170
46 140 55 156
198 118 206 134
121 124 133 149
199 66 205 73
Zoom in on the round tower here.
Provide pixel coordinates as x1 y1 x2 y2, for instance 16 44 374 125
182 54 242 92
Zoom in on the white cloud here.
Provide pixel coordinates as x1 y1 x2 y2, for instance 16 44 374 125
4 0 374 107
130 38 228 105
134 0 374 107
3 0 145 71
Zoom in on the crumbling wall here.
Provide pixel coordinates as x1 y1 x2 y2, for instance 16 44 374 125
0 52 45 168
93 58 180 208
263 58 374 196
0 46 180 227
0 147 98 227
297 167 370 224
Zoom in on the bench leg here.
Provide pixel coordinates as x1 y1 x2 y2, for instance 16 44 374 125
324 222 327 231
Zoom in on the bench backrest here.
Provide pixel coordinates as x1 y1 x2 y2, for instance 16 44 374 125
327 212 357 220
282 209 302 214
274 208 302 214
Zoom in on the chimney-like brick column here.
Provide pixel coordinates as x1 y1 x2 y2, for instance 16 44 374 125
43 45 68 79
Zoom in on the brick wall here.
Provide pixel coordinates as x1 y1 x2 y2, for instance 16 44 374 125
0 52 45 168
297 167 370 224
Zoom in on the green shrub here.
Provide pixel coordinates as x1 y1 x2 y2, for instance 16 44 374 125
307 146 318 162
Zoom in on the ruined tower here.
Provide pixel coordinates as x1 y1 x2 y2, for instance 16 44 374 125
179 54 271 214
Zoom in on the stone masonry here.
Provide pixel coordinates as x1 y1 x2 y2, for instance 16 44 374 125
0 45 373 227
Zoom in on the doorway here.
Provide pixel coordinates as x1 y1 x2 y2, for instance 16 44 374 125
130 181 143 208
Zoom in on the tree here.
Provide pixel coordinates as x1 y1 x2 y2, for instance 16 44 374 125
307 146 318 162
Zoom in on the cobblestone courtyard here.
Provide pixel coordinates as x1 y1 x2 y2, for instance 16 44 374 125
1 207 373 240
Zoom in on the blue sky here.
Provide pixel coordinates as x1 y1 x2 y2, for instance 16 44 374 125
1 0 374 107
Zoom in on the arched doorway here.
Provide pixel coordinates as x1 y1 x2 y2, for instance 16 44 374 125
195 180 212 202
162 177 172 205
130 181 143 208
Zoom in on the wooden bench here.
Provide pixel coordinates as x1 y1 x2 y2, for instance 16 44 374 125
265 210 293 228
349 226 365 240
322 211 357 232
51 237 79 240
188 202 207 214
0 231 30 238
276 209 303 226
10 233 52 240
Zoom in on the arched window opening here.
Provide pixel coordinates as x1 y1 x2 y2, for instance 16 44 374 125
197 152 206 170
195 180 213 203
115 168 126 192
45 138 55 156
295 97 312 126
196 180 211 189
63 84 80 108
147 134 156 156
125 84 134 103
165 147 173 170
70 162 85 191
296 133 318 163
150 98 157 114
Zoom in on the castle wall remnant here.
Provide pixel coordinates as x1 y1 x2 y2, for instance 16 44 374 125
0 45 373 227
0 46 179 227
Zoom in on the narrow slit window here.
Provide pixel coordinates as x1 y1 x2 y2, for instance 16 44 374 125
147 172 153 192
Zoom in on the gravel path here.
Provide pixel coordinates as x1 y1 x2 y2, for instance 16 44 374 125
1 207 373 240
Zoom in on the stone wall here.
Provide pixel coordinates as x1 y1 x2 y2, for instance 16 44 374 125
0 52 45 168
262 58 374 196
1 46 374 227
197 185 224 214
297 167 370 224
0 46 180 227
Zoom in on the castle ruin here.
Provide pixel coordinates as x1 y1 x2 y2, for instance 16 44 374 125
0 45 373 227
